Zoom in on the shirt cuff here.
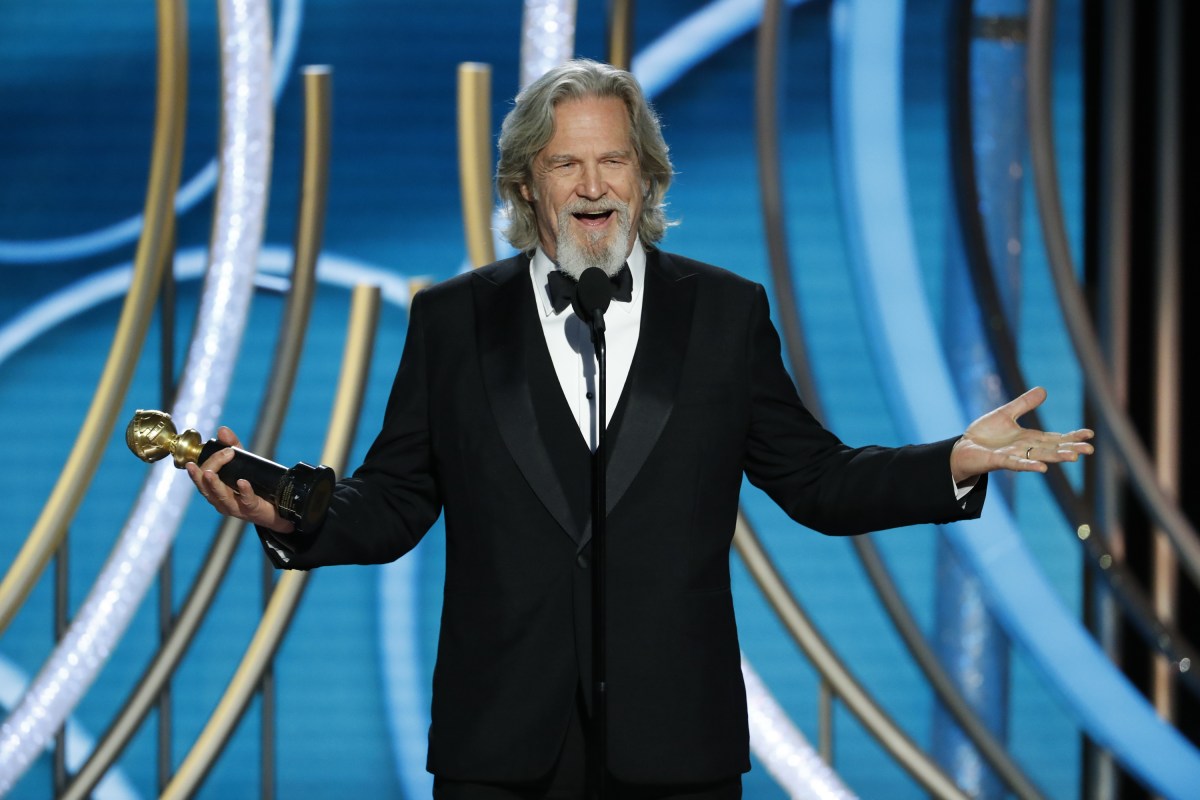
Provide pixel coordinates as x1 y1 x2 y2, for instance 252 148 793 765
953 474 980 502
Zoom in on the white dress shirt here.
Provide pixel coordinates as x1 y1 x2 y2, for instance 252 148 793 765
529 239 646 451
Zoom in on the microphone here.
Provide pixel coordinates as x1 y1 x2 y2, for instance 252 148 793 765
572 267 614 331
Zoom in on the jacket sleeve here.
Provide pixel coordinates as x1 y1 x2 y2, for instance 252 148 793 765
740 283 986 535
258 288 444 568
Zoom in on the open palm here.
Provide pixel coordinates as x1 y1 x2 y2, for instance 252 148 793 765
950 386 1095 485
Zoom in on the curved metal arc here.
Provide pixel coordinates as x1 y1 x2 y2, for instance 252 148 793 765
831 1 1200 794
60 67 333 800
161 284 381 800
754 4 1046 797
1025 1 1200 589
0 0 273 788
755 0 822 418
607 0 635 70
734 515 969 800
0 0 188 638
851 538 1047 800
946 0 1200 696
458 63 496 269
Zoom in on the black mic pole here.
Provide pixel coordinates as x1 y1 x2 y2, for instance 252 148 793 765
591 307 607 800
571 267 614 800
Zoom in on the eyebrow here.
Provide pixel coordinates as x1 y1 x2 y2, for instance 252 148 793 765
543 149 634 164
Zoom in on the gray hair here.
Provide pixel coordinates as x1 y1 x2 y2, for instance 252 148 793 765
496 59 674 253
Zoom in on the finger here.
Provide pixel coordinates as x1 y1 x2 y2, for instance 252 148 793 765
1016 448 1049 471
234 479 261 509
187 463 222 503
216 426 242 448
1035 428 1094 444
198 443 237 472
1006 448 1048 473
1003 386 1048 421
232 479 276 526
201 469 241 513
1024 441 1093 464
1052 443 1094 458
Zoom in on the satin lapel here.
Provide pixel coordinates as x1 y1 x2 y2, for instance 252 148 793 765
476 257 580 544
579 250 696 551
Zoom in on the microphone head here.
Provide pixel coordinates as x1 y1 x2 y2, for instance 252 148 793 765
572 267 613 323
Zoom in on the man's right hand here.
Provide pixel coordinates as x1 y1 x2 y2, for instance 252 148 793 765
184 426 297 534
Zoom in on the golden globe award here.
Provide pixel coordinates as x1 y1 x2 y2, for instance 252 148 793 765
126 409 335 532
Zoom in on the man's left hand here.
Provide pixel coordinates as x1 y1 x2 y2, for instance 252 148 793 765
950 386 1094 485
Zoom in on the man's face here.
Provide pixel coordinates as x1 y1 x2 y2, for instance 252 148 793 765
521 95 646 278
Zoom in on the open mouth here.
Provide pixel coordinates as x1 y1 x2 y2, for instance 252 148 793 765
572 209 614 225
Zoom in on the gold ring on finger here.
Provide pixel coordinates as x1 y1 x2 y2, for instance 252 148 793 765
1025 446 1033 460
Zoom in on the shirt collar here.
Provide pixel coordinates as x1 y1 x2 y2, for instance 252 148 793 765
531 237 646 318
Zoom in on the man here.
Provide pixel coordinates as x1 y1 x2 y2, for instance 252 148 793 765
189 60 1093 799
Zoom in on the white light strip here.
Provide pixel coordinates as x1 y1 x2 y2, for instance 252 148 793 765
0 0 273 791
520 0 577 89
0 657 141 800
743 655 858 800
0 247 415 373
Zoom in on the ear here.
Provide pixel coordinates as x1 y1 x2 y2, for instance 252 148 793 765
520 183 533 202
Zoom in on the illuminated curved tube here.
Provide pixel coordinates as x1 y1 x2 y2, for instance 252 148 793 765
0 249 416 370
60 67 333 800
830 0 1200 795
0 0 187 638
0 658 140 800
631 0 814 98
741 654 857 800
945 0 1200 694
753 3 1044 795
0 0 272 791
520 0 577 89
161 284 381 799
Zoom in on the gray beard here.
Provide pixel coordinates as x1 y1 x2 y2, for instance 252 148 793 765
553 202 631 281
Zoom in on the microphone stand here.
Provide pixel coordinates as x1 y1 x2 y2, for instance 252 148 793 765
589 306 608 800
571 267 613 800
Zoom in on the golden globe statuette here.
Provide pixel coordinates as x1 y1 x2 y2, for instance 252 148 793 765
126 409 335 532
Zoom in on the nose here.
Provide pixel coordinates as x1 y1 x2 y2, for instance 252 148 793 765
576 162 605 200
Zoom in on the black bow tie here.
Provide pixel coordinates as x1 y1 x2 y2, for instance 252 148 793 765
546 264 633 314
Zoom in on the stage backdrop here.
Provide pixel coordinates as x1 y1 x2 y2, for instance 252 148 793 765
0 1 1085 798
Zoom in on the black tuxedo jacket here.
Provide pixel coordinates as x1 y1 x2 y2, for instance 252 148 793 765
261 249 985 784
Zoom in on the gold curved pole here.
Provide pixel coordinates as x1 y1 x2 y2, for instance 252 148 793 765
457 62 496 268
606 0 635 70
733 513 970 800
0 0 188 637
1027 0 1200 588
60 66 333 800
1149 0 1182 721
161 284 381 800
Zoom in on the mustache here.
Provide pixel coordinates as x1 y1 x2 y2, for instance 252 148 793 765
561 198 628 215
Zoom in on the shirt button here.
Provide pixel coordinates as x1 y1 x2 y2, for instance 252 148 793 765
586 392 594 400
577 553 590 569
